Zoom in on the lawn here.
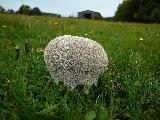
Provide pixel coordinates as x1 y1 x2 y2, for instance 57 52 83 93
0 14 160 120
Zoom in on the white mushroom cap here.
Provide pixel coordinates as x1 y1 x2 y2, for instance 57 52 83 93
44 35 108 88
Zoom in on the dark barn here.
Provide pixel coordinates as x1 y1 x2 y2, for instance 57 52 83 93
78 10 102 19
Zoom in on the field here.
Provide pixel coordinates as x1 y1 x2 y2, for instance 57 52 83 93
0 14 160 120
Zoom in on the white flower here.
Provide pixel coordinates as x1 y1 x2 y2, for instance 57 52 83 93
140 37 144 41
84 33 88 36
44 35 108 89
15 45 19 49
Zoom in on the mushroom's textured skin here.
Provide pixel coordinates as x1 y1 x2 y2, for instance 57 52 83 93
44 35 108 88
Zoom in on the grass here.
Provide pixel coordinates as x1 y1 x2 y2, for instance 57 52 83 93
0 14 160 120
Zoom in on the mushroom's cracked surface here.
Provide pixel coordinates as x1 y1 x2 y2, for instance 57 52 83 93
44 35 108 88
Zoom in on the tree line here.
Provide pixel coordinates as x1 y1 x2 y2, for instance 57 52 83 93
1 1 160 23
113 0 160 23
0 4 61 17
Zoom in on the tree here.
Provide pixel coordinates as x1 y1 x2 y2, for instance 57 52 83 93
137 0 159 22
113 0 130 21
127 0 140 21
113 0 141 21
18 4 31 15
31 7 41 15
113 0 160 23
0 5 5 13
150 5 160 23
7 9 14 13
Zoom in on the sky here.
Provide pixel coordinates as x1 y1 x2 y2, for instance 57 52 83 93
0 0 123 17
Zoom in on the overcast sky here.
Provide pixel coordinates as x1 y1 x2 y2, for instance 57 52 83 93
0 0 123 17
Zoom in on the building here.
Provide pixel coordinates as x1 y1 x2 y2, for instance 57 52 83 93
78 10 102 19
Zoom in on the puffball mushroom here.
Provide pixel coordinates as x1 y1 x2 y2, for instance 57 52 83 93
44 35 108 88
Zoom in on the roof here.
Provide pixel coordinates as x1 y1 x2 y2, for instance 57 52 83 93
78 10 100 14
